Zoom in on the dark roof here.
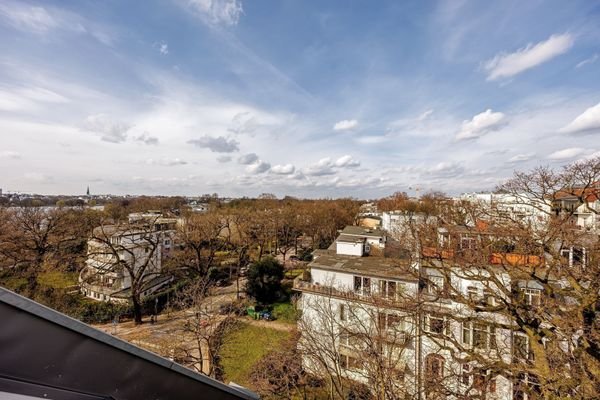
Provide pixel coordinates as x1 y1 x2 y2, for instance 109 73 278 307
0 287 258 400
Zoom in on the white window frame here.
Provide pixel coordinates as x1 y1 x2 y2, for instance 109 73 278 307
424 314 450 336
462 321 496 350
354 276 371 296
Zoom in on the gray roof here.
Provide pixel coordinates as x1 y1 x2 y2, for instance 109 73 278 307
341 225 385 238
0 287 258 400
336 234 366 244
309 252 417 282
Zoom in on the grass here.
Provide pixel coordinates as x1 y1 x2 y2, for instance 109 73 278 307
37 271 79 289
272 302 298 323
220 322 292 386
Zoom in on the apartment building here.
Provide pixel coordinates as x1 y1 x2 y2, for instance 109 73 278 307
79 212 177 302
294 223 561 399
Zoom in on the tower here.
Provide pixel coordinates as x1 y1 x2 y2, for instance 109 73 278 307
86 186 90 196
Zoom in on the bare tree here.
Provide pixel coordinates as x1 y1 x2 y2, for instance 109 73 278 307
165 277 237 378
84 217 171 324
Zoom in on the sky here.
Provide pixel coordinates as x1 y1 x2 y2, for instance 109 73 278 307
0 0 599 198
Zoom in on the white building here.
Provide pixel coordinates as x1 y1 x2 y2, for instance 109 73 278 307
79 213 177 303
295 224 549 399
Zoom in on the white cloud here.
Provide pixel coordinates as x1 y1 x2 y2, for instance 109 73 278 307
271 164 295 175
0 151 22 159
575 54 598 69
216 155 232 163
456 109 505 140
0 86 69 111
159 42 169 55
184 0 244 26
484 33 574 81
418 109 434 121
507 153 535 163
187 135 239 153
548 147 585 160
146 158 187 166
305 158 336 176
333 119 358 131
559 102 600 135
0 2 58 33
82 114 132 143
355 135 387 145
237 153 259 164
246 160 271 174
334 155 360 168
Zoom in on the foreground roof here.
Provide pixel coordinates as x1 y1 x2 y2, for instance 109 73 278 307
0 287 258 400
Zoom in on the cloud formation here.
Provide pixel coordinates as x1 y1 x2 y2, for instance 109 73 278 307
507 153 535 163
271 164 295 175
187 135 239 153
333 119 358 131
237 153 259 164
548 147 585 160
134 132 159 145
456 109 505 140
246 160 271 174
559 102 600 134
305 158 336 176
184 0 243 26
0 2 58 33
83 114 131 143
216 155 232 163
146 158 187 166
334 155 360 168
484 33 574 80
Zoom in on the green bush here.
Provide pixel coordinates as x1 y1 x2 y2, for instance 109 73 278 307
272 302 297 323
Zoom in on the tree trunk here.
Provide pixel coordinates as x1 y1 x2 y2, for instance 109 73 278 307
132 295 143 325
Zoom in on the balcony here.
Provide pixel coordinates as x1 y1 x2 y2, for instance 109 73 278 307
293 278 410 310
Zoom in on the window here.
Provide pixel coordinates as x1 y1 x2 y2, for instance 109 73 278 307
483 289 496 306
340 304 346 321
460 235 477 250
340 354 361 370
513 373 540 400
461 364 496 393
164 239 171 245
425 274 447 296
513 334 532 362
424 314 449 335
467 286 478 301
462 322 496 350
425 354 444 381
378 312 404 332
461 363 471 385
379 280 401 300
354 276 371 295
474 369 496 393
521 288 541 306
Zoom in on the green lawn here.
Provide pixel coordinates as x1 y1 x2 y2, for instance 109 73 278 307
37 271 78 289
220 322 292 386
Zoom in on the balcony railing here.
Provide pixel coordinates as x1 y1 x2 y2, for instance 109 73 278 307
293 278 410 309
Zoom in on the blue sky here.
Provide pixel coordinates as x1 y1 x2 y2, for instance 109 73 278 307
1 0 599 198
